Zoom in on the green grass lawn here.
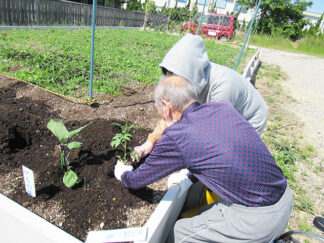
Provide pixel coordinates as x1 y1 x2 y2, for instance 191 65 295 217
234 31 324 58
0 29 241 99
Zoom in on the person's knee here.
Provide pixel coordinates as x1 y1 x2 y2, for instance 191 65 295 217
173 219 190 242
174 219 183 236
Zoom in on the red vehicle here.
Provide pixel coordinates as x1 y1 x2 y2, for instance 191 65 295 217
181 13 235 40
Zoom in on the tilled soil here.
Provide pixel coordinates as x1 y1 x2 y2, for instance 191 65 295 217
0 77 167 241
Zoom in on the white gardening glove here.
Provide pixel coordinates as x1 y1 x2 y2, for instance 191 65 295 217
132 141 153 162
114 161 133 181
168 169 193 197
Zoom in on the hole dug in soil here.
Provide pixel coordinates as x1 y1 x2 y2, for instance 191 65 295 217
0 82 166 241
8 126 31 151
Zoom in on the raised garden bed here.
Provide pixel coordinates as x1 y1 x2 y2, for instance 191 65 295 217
0 29 259 242
0 77 171 242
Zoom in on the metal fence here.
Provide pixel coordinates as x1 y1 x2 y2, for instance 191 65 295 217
0 0 168 27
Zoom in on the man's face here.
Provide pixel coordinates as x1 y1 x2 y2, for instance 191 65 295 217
156 101 174 127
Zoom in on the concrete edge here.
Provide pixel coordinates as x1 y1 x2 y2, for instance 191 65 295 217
0 193 82 243
243 48 262 83
0 184 187 243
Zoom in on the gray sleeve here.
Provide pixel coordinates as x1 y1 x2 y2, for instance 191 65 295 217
208 78 240 104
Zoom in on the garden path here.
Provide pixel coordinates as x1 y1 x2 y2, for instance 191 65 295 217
259 47 324 230
260 47 324 164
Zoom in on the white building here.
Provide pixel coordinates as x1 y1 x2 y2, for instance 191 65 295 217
303 10 324 32
320 18 324 33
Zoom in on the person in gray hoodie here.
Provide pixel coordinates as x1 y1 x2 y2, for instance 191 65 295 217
133 33 268 160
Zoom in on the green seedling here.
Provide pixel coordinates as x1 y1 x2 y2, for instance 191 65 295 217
47 119 92 188
110 122 140 163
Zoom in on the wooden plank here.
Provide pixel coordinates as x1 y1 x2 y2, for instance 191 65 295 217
0 0 3 24
0 0 5 24
38 0 43 25
58 0 63 25
71 3 74 25
1 0 6 24
44 0 49 25
9 0 14 25
49 0 53 25
58 1 62 25
45 0 49 25
16 0 20 25
12 0 16 25
38 0 42 24
23 0 28 25
53 1 57 25
22 0 27 25
18 0 22 25
86 5 91 26
30 0 34 24
78 3 81 25
20 0 24 25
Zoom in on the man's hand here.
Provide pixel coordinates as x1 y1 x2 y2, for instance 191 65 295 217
131 141 153 162
168 169 193 197
114 161 133 181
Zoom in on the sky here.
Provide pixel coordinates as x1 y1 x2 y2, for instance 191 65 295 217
307 0 324 13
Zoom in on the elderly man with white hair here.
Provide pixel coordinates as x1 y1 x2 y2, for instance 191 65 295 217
114 75 292 243
133 33 268 160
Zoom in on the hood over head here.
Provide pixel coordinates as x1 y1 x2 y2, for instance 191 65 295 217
159 34 211 95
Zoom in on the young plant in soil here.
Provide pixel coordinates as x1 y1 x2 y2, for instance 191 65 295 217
47 119 92 188
110 122 140 164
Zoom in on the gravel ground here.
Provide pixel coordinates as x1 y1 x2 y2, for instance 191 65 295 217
260 47 324 156
259 47 324 232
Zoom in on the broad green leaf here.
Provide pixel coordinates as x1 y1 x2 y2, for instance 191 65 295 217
47 119 69 143
113 133 123 138
111 139 121 148
123 134 132 139
69 122 93 138
129 124 140 130
67 141 82 149
63 170 78 188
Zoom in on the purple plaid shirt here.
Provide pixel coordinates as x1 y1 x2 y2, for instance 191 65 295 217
121 101 287 207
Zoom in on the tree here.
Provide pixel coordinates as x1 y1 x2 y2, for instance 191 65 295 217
126 1 143 11
144 0 158 14
238 0 313 40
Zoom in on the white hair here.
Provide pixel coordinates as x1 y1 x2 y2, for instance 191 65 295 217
154 75 197 111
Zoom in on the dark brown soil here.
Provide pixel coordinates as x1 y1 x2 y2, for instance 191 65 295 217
0 76 166 241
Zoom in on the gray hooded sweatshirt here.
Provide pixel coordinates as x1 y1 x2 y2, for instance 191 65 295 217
159 34 268 134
